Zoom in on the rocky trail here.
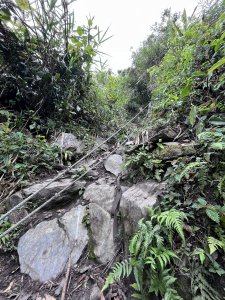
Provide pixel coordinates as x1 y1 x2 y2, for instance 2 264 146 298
0 128 196 300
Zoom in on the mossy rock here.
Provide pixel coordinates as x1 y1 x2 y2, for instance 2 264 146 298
153 142 196 160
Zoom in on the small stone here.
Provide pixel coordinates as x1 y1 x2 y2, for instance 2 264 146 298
90 283 101 300
104 154 123 176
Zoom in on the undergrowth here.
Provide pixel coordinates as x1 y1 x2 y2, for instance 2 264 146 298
103 1 225 299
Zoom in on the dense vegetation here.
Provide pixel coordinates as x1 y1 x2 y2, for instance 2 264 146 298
1 0 225 299
104 0 225 299
0 0 128 198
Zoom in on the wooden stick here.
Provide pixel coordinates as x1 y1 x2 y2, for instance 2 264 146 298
61 256 71 300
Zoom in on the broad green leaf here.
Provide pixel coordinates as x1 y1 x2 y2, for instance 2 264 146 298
208 115 225 126
169 94 179 100
206 208 220 223
0 8 11 21
210 142 225 150
197 197 207 206
192 71 206 77
71 37 79 44
77 26 84 36
15 0 30 10
196 121 204 135
208 57 225 74
88 18 93 26
189 106 197 126
181 83 191 97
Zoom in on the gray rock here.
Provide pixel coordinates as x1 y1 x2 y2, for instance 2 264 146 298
54 133 84 154
8 192 29 224
18 218 70 282
83 182 114 213
23 178 86 206
95 137 108 151
89 203 116 264
150 127 180 143
60 206 89 265
18 205 88 282
8 208 29 224
85 169 99 180
90 283 101 300
8 191 23 207
120 181 166 236
104 154 123 176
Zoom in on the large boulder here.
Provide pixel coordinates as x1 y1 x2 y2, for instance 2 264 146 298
18 205 88 282
120 181 166 236
88 203 116 264
83 180 115 213
22 178 86 207
104 154 123 176
53 133 84 154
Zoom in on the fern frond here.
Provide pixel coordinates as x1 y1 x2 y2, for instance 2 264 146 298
150 269 179 297
207 236 224 254
145 256 156 269
102 259 132 291
198 165 209 189
179 161 206 182
150 247 178 269
155 209 187 242
155 233 164 247
218 175 225 199
163 288 183 300
192 270 221 300
129 218 146 255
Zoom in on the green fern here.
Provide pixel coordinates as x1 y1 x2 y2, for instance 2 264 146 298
150 268 182 299
198 165 209 189
218 175 225 199
207 236 225 255
192 269 221 300
163 288 183 300
103 210 184 298
102 259 132 291
153 209 187 242
129 218 147 255
148 247 178 270
179 160 207 182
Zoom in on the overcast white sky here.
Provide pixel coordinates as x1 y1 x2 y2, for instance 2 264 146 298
74 0 199 72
